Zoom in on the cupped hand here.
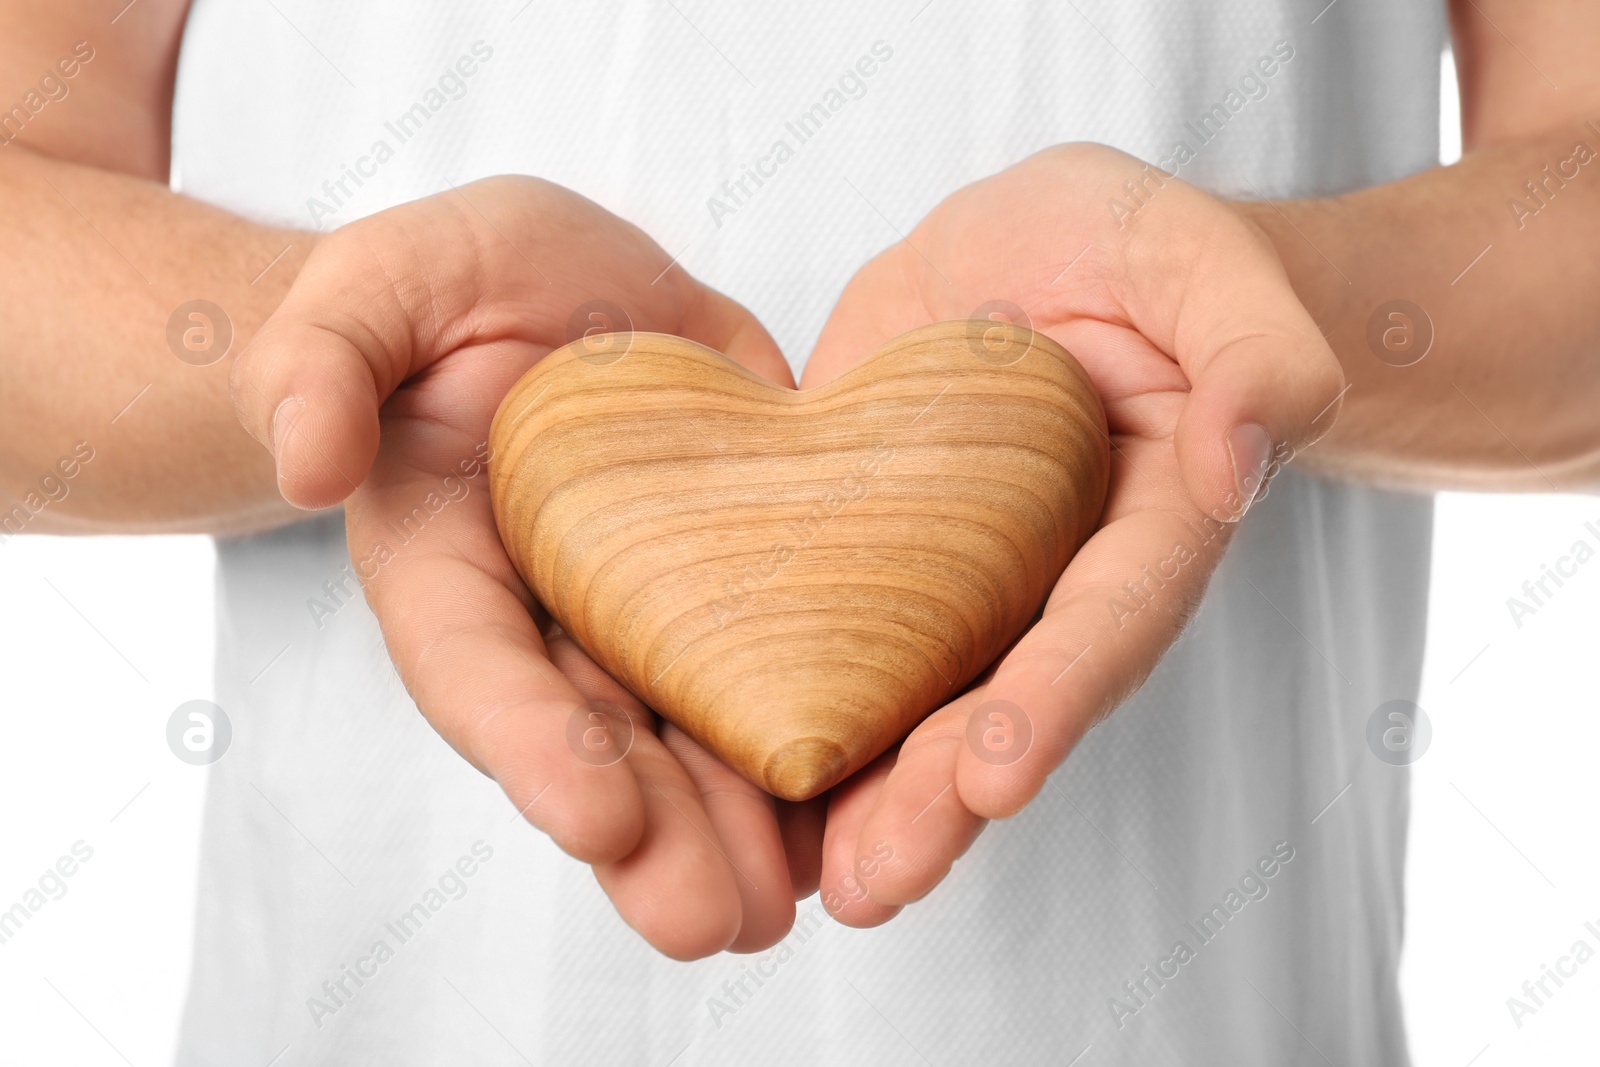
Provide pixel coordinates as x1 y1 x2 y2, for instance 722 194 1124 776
801 144 1345 925
231 176 819 958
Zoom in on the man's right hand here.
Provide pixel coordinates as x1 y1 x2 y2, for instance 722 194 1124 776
231 176 818 959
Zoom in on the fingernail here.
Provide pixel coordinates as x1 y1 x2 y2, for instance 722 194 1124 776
271 396 304 463
1226 422 1273 521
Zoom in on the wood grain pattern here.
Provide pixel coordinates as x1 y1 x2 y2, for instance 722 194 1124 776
488 320 1109 800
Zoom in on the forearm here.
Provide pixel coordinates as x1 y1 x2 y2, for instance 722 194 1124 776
1238 117 1600 492
0 143 318 534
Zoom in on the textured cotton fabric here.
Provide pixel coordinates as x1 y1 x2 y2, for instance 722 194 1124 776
170 2 1442 1063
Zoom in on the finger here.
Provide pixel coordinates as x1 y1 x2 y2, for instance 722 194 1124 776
660 723 797 952
685 286 795 389
777 796 827 902
550 617 750 961
847 694 989 907
346 470 646 866
954 481 1233 820
552 581 781 958
385 554 650 862
818 752 901 928
592 729 745 960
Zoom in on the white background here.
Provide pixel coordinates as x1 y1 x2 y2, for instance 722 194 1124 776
0 52 1595 1067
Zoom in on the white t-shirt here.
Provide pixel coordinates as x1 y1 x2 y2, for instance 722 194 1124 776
170 2 1443 1063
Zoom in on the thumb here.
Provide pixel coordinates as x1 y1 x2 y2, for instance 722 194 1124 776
1165 229 1346 523
233 215 790 508
1176 327 1346 524
230 215 474 510
230 316 385 512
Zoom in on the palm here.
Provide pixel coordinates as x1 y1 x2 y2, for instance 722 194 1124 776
356 340 817 954
799 144 1338 920
238 176 816 956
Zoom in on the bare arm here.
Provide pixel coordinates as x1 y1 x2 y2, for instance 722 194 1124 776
0 0 313 535
1238 0 1600 491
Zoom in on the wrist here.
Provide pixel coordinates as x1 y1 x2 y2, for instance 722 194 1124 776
1226 194 1357 342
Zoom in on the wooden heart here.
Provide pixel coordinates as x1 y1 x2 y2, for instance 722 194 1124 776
488 320 1108 800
